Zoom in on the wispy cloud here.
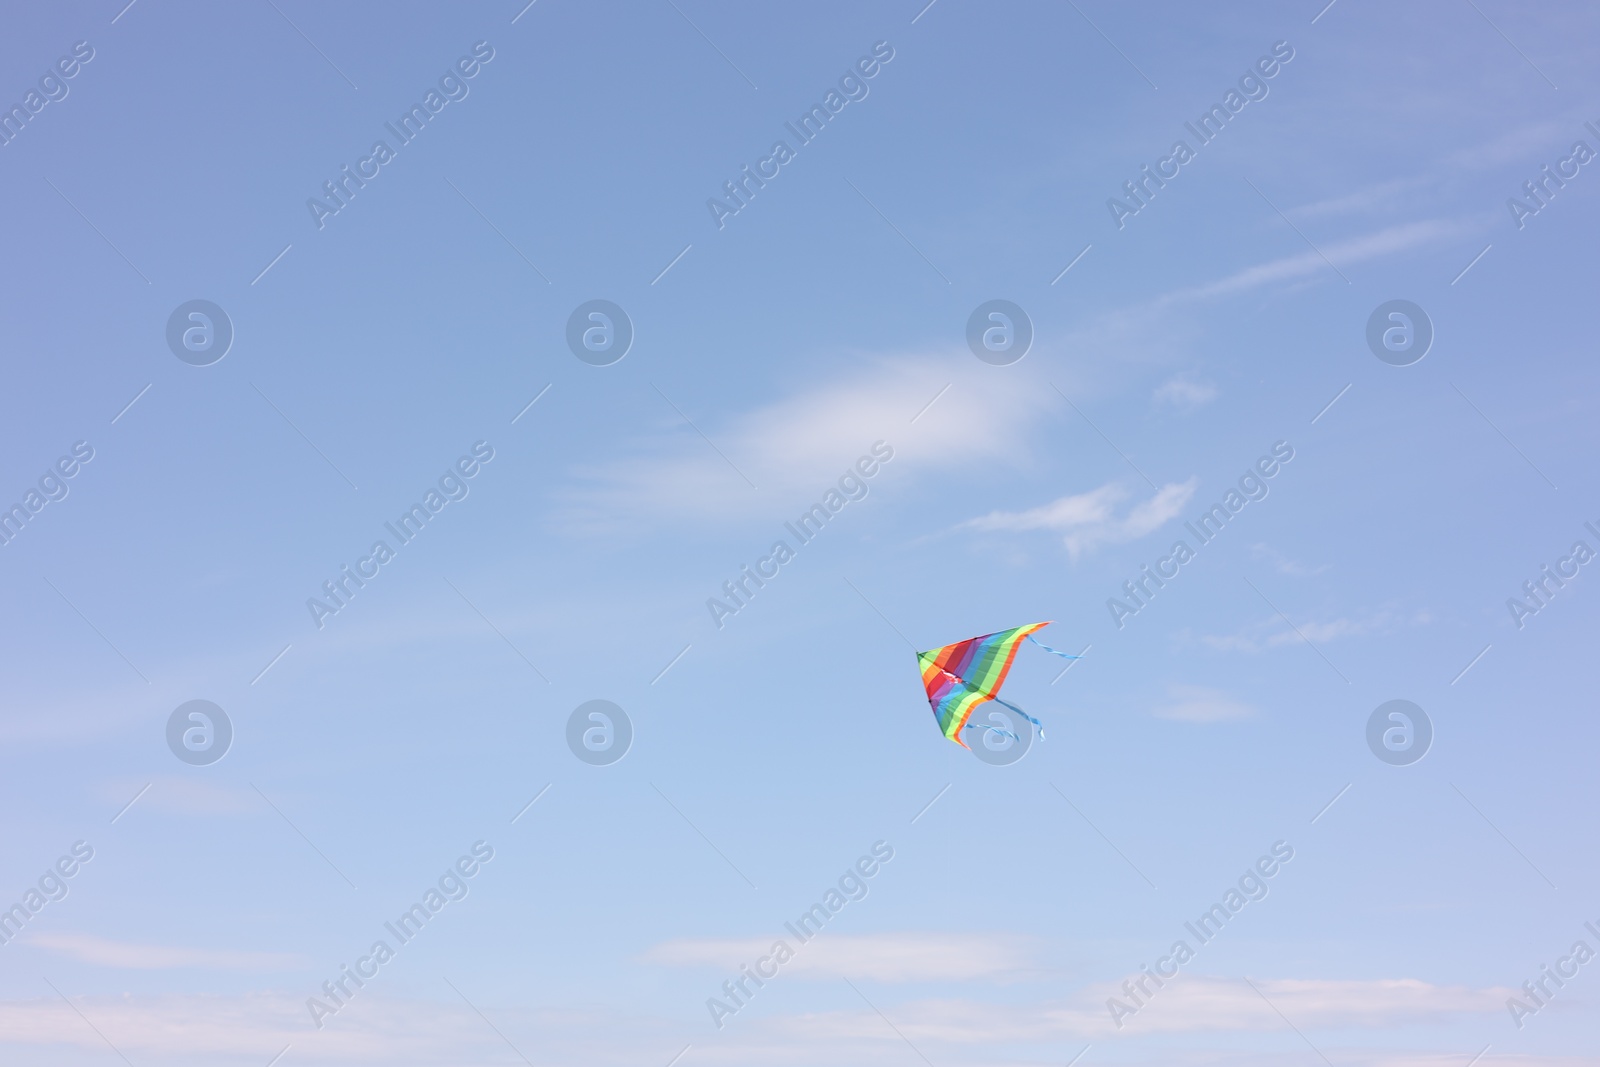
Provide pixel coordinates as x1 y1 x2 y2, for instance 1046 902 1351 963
567 356 1060 529
1201 608 1427 652
26 933 305 971
0 976 1515 1064
641 932 1035 983
1250 542 1329 577
0 992 551 1062
1287 176 1436 220
99 776 259 816
1099 976 1509 1035
1443 117 1574 171
1153 376 1218 410
740 974 1510 1046
1156 219 1463 305
1152 684 1256 722
960 479 1197 560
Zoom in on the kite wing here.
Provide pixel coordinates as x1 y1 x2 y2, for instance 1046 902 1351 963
917 622 1050 748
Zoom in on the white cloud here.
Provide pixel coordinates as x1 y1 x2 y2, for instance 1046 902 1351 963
1250 542 1328 577
1293 618 1377 642
25 932 305 970
641 932 1034 983
1201 608 1426 653
0 975 1523 1066
1152 684 1255 722
960 479 1196 560
1278 117 1585 227
98 776 259 816
0 991 674 1065
962 482 1120 533
704 973 1514 1057
567 356 1060 529
1103 976 1509 1035
1287 176 1435 219
1156 219 1463 305
1153 377 1218 409
1443 117 1573 171
749 974 1510 1045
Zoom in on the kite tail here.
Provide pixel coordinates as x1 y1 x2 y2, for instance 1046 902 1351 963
1027 634 1080 660
964 721 1022 744
991 696 1046 741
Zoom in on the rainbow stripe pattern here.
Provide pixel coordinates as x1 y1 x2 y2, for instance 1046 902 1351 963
917 622 1050 748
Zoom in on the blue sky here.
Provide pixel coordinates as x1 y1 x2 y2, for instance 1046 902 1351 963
2 1 1598 1064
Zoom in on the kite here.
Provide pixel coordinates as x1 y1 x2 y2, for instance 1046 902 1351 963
916 622 1078 748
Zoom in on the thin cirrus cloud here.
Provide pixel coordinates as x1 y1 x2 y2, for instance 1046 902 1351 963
1085 976 1511 1036
565 356 1061 529
960 478 1197 560
25 932 306 970
738 974 1511 1047
641 931 1035 983
98 776 259 816
0 991 510 1062
1154 219 1464 306
1287 175 1437 219
1152 684 1256 722
1201 608 1428 652
1285 120 1577 221
1153 376 1218 409
1442 116 1575 172
1250 542 1328 577
0 975 1514 1063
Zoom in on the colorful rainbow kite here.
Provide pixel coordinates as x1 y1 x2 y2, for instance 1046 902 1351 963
917 622 1078 748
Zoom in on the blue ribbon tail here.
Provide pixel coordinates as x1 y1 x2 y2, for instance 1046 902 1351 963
964 721 1022 743
991 696 1046 741
1027 634 1080 660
